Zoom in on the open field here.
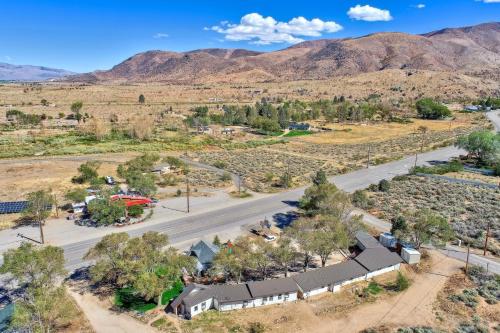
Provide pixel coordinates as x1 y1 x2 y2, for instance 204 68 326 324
194 114 489 192
1 70 498 121
367 175 500 254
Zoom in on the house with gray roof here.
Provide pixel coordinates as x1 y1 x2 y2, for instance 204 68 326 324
172 231 404 319
189 240 219 273
246 277 299 307
354 247 403 278
355 231 384 250
292 260 368 298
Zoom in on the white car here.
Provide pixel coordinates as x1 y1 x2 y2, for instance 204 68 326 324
263 234 276 242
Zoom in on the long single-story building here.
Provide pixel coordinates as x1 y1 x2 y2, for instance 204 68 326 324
292 260 369 298
171 231 403 319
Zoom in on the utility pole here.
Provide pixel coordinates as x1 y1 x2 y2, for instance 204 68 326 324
39 219 45 244
483 220 491 256
186 175 190 213
465 243 470 275
414 152 418 168
53 194 59 218
238 174 242 195
366 146 371 168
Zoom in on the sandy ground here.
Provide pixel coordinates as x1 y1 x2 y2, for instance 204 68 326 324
315 252 462 332
68 288 157 333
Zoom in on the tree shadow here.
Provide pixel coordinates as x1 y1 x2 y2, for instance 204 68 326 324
272 211 298 229
282 200 300 208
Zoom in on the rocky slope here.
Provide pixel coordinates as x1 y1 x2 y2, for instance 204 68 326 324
68 22 500 83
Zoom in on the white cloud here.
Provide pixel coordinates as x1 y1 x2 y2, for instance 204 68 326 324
208 13 343 45
4 56 12 61
347 5 393 22
481 0 500 2
415 4 426 9
153 33 168 39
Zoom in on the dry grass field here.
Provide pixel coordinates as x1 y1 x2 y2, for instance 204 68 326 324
367 175 500 254
1 69 498 121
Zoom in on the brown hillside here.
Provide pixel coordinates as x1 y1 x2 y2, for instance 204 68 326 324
68 22 500 83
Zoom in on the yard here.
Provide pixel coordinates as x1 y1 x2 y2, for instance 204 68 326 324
367 175 500 254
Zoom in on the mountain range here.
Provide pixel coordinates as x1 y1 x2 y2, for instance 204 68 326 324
68 22 500 84
0 63 75 81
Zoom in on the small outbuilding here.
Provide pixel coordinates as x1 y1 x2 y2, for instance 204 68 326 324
401 248 421 265
379 232 397 248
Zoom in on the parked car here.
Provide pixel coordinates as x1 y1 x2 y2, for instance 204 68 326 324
263 234 276 242
105 176 115 185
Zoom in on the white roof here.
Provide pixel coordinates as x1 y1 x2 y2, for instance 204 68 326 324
402 248 420 255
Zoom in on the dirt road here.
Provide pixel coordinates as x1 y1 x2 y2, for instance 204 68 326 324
313 251 462 332
68 288 156 333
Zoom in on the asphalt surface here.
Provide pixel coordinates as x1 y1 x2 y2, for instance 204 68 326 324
62 144 463 270
5 111 500 272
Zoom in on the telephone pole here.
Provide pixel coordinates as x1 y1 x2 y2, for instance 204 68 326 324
366 146 371 168
465 243 471 275
186 175 190 213
39 219 45 244
483 220 491 256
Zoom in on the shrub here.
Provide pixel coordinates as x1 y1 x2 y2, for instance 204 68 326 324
213 161 226 169
416 98 451 119
127 205 144 218
395 272 410 291
352 190 373 209
220 172 232 182
248 322 266 333
378 179 390 192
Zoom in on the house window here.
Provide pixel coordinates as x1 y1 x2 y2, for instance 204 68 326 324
201 302 206 310
278 294 282 300
193 305 198 312
262 297 267 302
284 293 289 300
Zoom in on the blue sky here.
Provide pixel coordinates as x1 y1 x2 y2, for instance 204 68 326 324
1 0 498 72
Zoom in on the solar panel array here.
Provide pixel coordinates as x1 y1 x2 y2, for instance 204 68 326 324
0 201 29 214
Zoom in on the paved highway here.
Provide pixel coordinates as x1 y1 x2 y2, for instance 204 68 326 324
62 144 464 269
6 111 500 271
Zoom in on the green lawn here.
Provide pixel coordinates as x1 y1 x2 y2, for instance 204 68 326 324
284 130 313 137
114 280 184 313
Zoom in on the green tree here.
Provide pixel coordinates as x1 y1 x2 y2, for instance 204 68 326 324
299 183 340 216
210 245 246 282
85 231 193 307
73 161 101 184
351 190 373 209
401 209 454 249
84 232 131 286
22 190 54 244
285 218 316 271
213 235 221 247
456 130 500 164
415 98 451 119
378 179 391 192
271 237 296 277
64 188 88 203
0 243 66 289
70 101 83 123
390 216 408 237
127 204 144 217
10 287 77 333
311 169 328 186
1 243 74 333
138 94 145 104
87 194 126 226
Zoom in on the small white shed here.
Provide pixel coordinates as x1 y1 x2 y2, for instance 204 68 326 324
401 248 421 265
